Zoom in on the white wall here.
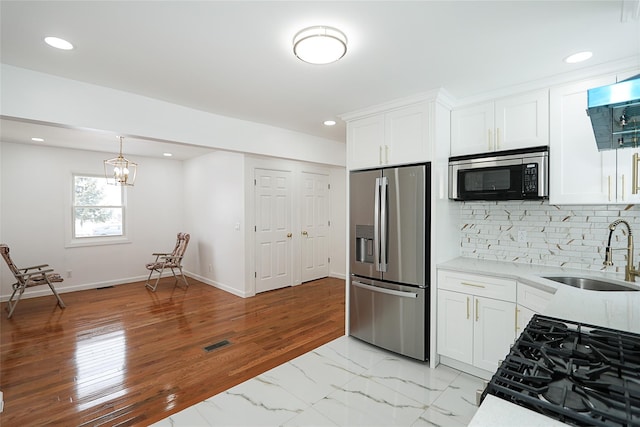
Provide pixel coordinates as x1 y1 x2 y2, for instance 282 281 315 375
183 151 246 296
0 141 184 298
329 168 347 279
1 64 346 167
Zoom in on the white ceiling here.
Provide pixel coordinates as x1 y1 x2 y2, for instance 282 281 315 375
1 1 639 159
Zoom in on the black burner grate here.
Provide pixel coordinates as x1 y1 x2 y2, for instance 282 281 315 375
482 314 640 427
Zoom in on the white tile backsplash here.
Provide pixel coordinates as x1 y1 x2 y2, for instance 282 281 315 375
459 201 640 273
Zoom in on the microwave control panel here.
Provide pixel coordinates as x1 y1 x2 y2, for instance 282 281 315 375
523 163 538 194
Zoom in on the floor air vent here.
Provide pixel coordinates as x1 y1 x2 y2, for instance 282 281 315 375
204 340 231 352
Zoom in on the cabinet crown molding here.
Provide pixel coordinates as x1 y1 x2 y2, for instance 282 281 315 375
452 57 640 109
340 87 454 122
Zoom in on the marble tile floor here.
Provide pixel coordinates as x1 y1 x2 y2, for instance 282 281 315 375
152 335 483 427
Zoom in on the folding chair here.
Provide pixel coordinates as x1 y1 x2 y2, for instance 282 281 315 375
0 244 66 318
145 233 190 291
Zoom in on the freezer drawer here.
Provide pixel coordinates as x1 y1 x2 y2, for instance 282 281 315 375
349 278 427 360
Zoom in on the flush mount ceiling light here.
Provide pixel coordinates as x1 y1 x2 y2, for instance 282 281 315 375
104 136 137 186
44 36 74 50
323 120 337 126
564 51 593 64
293 26 347 64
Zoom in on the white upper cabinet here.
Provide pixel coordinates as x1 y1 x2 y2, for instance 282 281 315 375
347 115 385 170
346 102 430 170
384 104 430 166
613 148 640 204
549 75 615 204
451 89 549 156
450 102 494 156
549 73 640 204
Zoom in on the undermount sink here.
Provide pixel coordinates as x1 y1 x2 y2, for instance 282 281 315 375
543 276 639 292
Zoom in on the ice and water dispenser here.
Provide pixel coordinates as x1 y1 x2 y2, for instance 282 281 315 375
355 224 374 264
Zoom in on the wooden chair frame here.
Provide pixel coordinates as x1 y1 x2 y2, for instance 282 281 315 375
145 233 190 291
1 244 66 318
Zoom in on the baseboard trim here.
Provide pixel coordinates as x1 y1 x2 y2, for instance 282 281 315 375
186 272 247 298
0 275 148 302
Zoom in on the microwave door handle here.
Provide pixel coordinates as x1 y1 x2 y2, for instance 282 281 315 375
462 158 523 169
380 176 388 272
374 177 381 272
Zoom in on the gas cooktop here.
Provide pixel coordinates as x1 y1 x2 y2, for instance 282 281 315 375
481 314 640 427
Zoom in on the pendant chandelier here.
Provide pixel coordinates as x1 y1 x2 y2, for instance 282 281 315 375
104 136 137 186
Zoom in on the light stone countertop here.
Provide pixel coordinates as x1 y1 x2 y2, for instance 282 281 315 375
438 257 640 427
437 257 640 333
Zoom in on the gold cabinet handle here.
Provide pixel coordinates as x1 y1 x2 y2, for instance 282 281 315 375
287 233 292 238
301 230 308 236
488 129 492 151
379 145 383 165
461 281 485 288
466 296 470 320
475 299 479 322
633 153 640 195
515 307 520 331
385 145 389 164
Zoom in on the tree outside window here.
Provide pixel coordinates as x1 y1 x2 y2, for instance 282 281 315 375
73 175 124 238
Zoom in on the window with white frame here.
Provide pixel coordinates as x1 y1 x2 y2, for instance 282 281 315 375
73 175 125 239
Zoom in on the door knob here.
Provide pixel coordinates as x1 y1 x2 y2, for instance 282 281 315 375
287 233 292 238
301 231 308 236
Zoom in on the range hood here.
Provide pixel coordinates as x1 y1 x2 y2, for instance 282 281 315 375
587 74 640 151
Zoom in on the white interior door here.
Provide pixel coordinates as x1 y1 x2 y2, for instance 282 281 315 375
300 172 330 283
255 169 292 293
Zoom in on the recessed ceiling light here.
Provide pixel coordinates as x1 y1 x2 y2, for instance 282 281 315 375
323 120 337 126
293 26 347 65
564 51 592 64
163 152 173 157
31 137 45 142
44 36 74 50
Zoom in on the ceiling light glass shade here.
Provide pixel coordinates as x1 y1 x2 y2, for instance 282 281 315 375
293 26 347 64
104 136 137 186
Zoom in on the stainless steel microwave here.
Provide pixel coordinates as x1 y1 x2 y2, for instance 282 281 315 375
448 146 549 201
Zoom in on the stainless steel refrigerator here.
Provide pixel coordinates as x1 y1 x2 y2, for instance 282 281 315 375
349 163 430 361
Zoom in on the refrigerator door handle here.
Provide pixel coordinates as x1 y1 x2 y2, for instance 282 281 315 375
352 281 418 298
374 177 381 271
379 176 388 272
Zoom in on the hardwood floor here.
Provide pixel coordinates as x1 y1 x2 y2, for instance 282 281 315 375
0 276 345 426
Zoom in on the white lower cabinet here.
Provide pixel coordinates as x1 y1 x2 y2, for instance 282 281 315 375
437 270 516 374
474 296 517 371
516 304 537 332
516 281 555 332
437 289 473 364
